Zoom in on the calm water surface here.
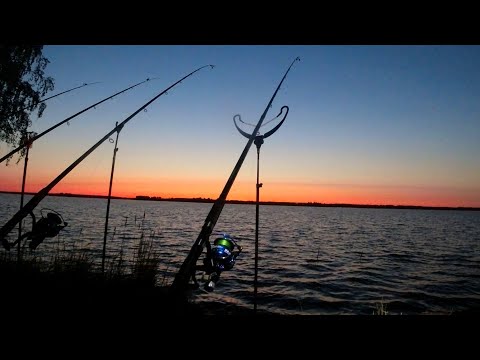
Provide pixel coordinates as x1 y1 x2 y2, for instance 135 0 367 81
1 193 479 315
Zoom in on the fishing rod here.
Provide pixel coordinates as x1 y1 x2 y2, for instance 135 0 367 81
234 105 289 313
9 82 99 256
0 65 215 250
198 108 289 295
171 57 300 292
1 77 156 164
4 82 100 123
38 82 100 103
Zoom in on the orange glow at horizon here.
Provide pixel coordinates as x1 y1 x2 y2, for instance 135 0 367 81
2 174 479 208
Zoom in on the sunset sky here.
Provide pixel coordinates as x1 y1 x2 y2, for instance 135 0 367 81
1 45 479 207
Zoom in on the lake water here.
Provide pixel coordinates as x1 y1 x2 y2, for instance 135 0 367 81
1 192 479 315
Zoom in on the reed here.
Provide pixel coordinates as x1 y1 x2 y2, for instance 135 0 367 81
373 299 389 315
1 215 163 287
130 215 161 287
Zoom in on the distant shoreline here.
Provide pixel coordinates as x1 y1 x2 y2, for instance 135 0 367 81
1 190 478 211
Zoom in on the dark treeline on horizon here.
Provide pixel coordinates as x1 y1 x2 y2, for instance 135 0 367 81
1 191 479 211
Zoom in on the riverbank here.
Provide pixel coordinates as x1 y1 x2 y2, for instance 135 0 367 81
0 254 263 323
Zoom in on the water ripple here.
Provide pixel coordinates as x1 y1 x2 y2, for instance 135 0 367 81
1 193 479 315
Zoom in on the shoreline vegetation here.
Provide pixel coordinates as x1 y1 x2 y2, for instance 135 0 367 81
0 233 255 320
1 190 478 211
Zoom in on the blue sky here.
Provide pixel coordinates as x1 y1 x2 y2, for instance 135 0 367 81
2 45 479 206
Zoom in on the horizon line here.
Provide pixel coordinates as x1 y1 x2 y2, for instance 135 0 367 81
1 190 478 211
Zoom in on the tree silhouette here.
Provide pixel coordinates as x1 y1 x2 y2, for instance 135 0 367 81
0 45 54 164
